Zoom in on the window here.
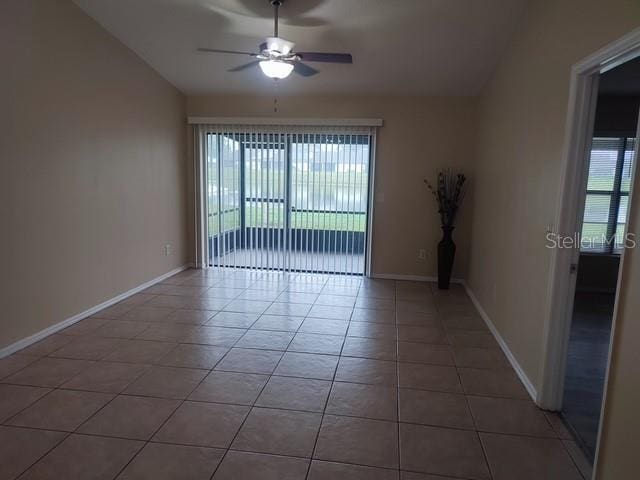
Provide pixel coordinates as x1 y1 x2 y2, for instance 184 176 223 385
581 137 635 253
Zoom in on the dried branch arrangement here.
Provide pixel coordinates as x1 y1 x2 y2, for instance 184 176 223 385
424 169 467 227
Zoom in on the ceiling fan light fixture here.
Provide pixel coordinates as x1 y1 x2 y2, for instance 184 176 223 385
259 59 294 79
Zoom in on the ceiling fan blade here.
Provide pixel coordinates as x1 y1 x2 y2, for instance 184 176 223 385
293 62 319 77
296 52 352 64
198 47 257 56
228 61 260 72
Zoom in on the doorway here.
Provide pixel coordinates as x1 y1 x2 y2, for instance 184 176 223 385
540 39 640 469
201 125 376 275
563 90 638 458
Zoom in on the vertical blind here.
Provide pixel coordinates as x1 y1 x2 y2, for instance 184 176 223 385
581 137 636 253
194 123 376 275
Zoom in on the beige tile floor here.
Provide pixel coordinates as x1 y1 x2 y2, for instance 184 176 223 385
0 268 591 480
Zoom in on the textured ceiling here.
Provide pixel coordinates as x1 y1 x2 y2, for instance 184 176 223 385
73 0 528 96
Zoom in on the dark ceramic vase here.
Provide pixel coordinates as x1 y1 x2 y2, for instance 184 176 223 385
437 225 456 289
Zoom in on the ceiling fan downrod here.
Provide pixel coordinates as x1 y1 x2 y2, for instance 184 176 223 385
271 0 282 38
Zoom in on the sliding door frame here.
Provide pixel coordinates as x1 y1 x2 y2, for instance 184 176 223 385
191 118 383 276
365 132 377 277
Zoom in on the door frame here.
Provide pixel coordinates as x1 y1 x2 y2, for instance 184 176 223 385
538 25 640 471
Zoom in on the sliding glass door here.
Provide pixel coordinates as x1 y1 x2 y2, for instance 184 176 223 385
204 126 374 275
289 134 369 274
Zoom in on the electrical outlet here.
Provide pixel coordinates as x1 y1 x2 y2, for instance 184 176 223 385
418 249 427 261
164 244 171 256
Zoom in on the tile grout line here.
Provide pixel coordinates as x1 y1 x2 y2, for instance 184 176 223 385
103 273 250 480
434 281 497 480
107 270 266 480
8 427 72 479
305 275 362 479
395 281 402 478
89 287 251 478
1 336 146 478
1 400 576 443
0 422 500 480
0 296 170 426
5 419 478 480
208 271 332 480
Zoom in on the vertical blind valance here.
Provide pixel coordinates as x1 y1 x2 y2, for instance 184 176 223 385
188 116 383 129
193 123 377 136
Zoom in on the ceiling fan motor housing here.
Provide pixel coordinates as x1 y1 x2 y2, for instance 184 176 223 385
264 37 295 57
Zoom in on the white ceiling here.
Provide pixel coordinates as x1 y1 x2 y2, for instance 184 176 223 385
73 0 528 96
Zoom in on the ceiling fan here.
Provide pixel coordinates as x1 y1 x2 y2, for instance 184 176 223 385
198 0 353 80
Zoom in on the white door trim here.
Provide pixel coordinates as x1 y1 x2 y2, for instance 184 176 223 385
537 70 600 410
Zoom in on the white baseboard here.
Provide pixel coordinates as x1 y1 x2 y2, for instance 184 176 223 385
371 273 464 284
462 281 538 402
0 264 191 359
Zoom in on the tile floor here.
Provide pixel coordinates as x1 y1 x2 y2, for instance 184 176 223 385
0 268 591 480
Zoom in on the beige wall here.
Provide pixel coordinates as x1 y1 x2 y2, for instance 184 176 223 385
187 95 477 279
468 0 640 388
466 0 640 477
0 0 188 349
598 199 640 478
